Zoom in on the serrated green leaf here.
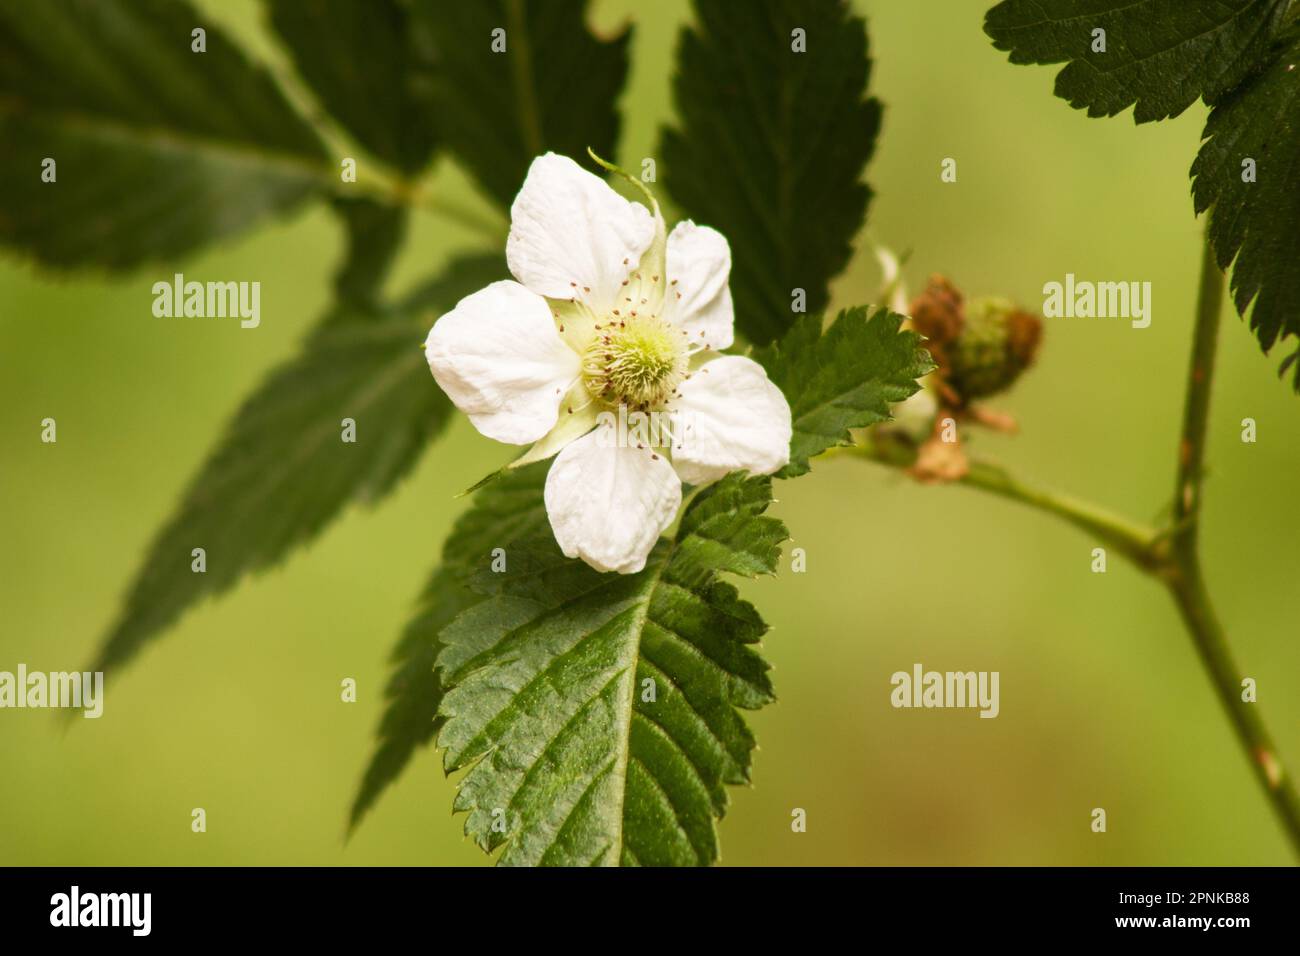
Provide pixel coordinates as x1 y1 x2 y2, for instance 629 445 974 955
329 198 409 308
755 307 932 477
435 473 786 866
984 0 1291 123
659 0 881 346
89 253 504 676
0 0 329 270
1193 24 1300 388
264 0 439 174
411 0 630 209
349 462 550 833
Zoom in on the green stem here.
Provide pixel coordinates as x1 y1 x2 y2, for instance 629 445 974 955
506 0 544 157
1162 234 1300 855
829 439 1163 570
324 169 506 243
261 49 507 243
830 234 1300 859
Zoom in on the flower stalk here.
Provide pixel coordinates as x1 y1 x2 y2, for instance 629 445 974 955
834 231 1300 859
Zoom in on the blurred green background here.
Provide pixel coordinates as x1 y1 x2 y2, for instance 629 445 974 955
2 0 1297 866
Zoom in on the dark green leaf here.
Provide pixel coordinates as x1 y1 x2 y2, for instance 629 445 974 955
412 0 631 208
436 473 786 866
89 253 504 675
984 0 1291 122
264 0 439 173
0 0 329 270
1193 25 1300 387
329 198 409 307
755 307 932 477
349 462 550 833
659 0 881 346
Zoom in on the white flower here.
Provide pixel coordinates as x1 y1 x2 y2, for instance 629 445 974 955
424 153 792 574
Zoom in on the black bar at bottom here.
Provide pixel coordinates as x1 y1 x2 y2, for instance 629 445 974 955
0 866 1291 941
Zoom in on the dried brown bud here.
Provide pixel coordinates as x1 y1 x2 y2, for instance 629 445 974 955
908 275 965 373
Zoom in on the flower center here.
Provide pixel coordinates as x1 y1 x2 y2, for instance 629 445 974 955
582 314 687 410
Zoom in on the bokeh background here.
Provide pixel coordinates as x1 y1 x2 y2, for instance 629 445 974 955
3 0 1297 866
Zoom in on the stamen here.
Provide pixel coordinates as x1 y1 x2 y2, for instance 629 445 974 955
580 312 688 410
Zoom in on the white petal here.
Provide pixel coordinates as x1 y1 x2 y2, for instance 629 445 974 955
544 426 681 574
506 153 655 310
510 383 600 468
665 220 734 350
424 280 579 445
670 356 792 485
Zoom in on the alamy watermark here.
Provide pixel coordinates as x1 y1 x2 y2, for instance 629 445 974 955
152 272 260 329
1043 273 1151 329
890 663 999 718
50 886 150 936
594 405 697 451
0 664 103 718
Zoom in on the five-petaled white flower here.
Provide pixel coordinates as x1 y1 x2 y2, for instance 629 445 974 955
424 153 792 574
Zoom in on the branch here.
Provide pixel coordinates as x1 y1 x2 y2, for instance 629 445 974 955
828 233 1300 858
1162 233 1300 855
827 437 1163 570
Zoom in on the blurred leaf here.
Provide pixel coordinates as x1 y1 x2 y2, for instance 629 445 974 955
0 0 328 270
329 198 409 307
984 0 1290 123
89 253 504 675
349 462 549 833
755 307 932 477
659 0 881 346
412 0 631 208
436 473 785 866
1193 25 1300 389
264 0 439 173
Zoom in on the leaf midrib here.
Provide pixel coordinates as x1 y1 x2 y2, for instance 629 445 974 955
0 95 332 183
606 546 667 863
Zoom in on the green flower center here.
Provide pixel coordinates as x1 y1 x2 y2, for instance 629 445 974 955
582 314 687 410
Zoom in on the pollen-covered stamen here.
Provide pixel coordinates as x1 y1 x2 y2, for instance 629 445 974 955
582 313 687 409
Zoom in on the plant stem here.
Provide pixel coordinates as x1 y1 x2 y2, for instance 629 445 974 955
1162 234 1300 855
829 439 1163 570
506 0 545 157
262 46 508 244
830 234 1300 858
325 172 507 244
